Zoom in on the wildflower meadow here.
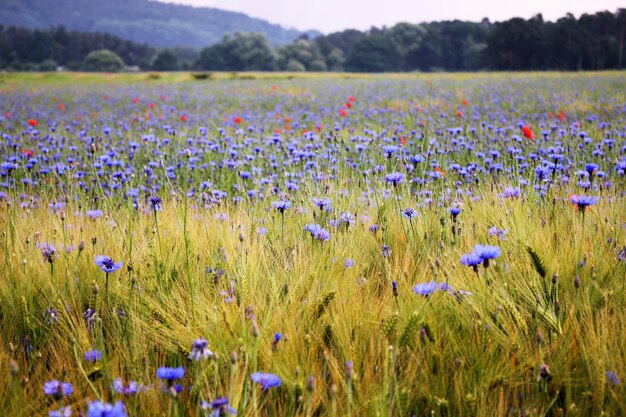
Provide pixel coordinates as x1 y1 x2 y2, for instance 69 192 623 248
1 71 625 416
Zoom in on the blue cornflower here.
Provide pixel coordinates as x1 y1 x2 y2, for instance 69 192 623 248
606 371 620 386
413 281 440 296
305 224 331 242
272 333 282 351
86 209 103 220
450 207 462 219
369 224 380 233
585 163 599 175
340 212 355 226
201 397 237 416
473 244 501 267
272 200 291 213
87 401 127 417
570 195 599 212
149 196 162 211
250 372 282 391
189 339 212 361
84 349 103 363
1 161 16 172
94 255 123 273
344 258 354 268
112 378 141 395
487 227 508 240
460 253 482 272
502 187 520 198
381 245 391 257
156 366 185 381
43 380 74 398
49 407 72 417
385 172 404 187
402 208 418 219
38 242 57 264
312 197 332 212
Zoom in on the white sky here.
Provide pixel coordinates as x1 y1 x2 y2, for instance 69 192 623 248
157 0 624 33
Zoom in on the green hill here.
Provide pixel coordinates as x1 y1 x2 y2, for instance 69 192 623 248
0 0 320 48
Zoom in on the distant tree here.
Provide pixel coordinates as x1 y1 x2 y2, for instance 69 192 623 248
195 44 227 70
82 49 125 72
325 48 345 71
388 23 425 71
151 49 179 71
220 32 277 71
285 58 306 72
277 38 326 71
38 59 58 71
345 33 398 72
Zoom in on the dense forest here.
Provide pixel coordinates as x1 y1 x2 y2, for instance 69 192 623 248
0 9 625 72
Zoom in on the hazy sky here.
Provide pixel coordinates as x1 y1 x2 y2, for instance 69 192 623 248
158 0 623 33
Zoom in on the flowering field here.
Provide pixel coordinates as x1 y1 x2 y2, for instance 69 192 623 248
1 72 626 416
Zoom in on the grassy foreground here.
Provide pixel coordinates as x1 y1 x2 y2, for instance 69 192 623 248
0 72 625 416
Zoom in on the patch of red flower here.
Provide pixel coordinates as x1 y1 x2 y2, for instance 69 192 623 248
461 99 468 106
149 103 155 109
339 109 347 117
400 136 406 147
522 125 535 140
58 103 65 111
180 115 187 122
234 116 242 124
5 112 10 118
21 149 34 157
345 101 352 109
28 118 38 127
133 98 139 104
348 96 356 102
456 110 463 118
435 166 446 176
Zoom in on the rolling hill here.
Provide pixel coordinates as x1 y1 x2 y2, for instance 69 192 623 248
0 0 320 48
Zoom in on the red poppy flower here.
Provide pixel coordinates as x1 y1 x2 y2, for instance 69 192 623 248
149 103 155 109
133 98 139 104
58 103 65 111
400 136 406 146
348 96 356 102
456 111 463 118
28 118 38 127
21 149 34 157
461 99 468 106
180 115 187 122
234 116 242 124
345 102 352 109
522 125 535 140
339 109 347 117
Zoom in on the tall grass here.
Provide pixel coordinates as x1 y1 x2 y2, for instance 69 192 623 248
0 72 625 416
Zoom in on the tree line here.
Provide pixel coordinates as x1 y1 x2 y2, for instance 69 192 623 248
1 9 625 72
